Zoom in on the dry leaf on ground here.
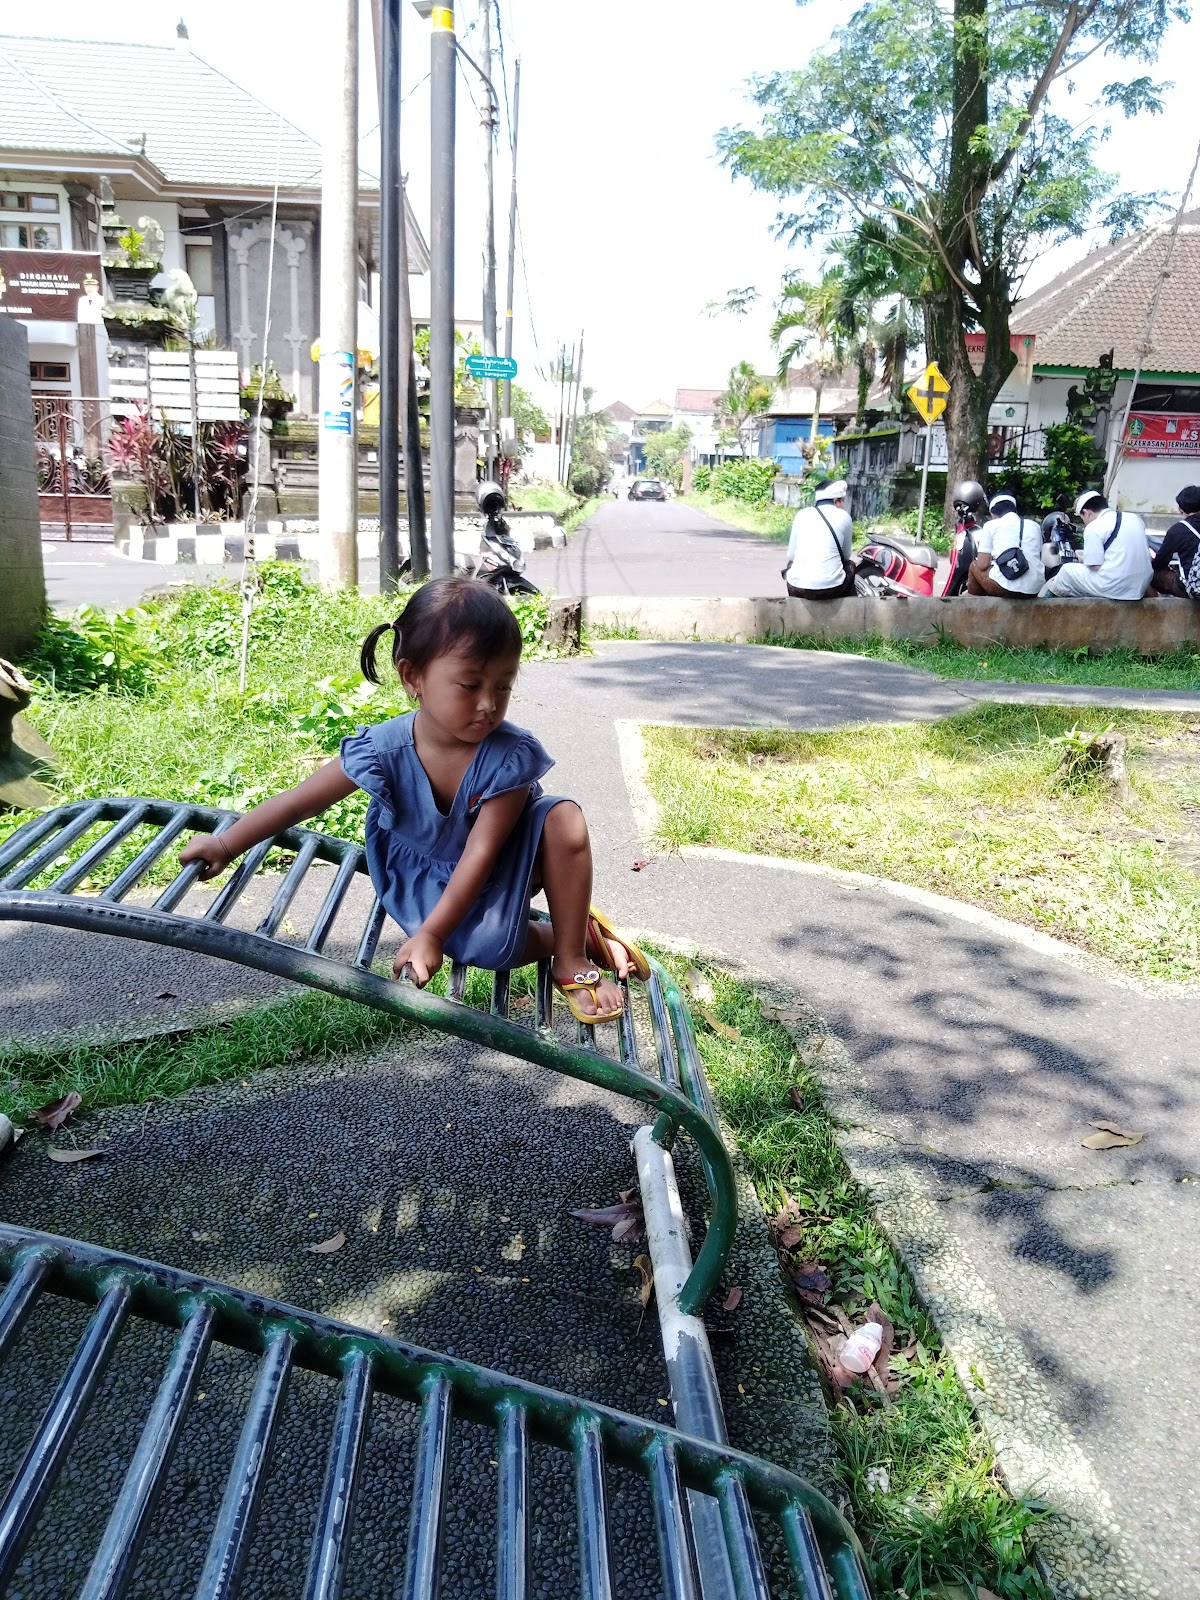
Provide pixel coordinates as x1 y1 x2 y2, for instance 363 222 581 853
777 1223 804 1250
683 967 715 1004
697 1006 744 1044
570 1199 644 1244
308 1230 346 1254
1082 1127 1143 1149
47 1147 103 1164
789 1262 832 1306
633 1254 654 1309
31 1092 81 1131
787 1085 805 1111
722 1287 743 1312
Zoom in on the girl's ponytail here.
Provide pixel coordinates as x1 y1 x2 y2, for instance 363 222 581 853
360 617 401 684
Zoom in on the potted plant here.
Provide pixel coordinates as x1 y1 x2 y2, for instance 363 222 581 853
103 216 165 303
241 362 295 421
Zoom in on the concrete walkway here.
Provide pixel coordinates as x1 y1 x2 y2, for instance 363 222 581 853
4 640 1200 1595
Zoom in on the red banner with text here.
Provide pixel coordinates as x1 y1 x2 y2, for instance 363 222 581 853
1123 412 1200 457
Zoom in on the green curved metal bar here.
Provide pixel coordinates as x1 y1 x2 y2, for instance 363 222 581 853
0 802 737 1316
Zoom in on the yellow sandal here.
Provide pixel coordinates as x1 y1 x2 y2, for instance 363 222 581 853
587 906 651 982
553 966 624 1026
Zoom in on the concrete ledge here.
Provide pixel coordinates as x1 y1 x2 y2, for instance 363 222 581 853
584 593 1200 657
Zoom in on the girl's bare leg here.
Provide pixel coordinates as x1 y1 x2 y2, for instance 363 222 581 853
520 802 624 1017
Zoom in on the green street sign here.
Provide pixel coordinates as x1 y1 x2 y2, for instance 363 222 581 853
465 353 518 381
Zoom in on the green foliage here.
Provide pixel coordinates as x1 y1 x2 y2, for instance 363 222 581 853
715 360 774 454
24 607 162 696
568 396 615 496
641 423 692 490
994 422 1105 513
713 456 778 504
510 383 551 443
692 463 712 493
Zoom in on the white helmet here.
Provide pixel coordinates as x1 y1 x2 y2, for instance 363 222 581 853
1073 490 1106 518
988 491 1018 515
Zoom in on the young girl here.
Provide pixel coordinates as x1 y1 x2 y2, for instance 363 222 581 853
179 576 647 1023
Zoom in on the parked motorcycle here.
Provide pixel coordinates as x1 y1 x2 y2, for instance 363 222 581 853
854 532 939 598
1040 510 1079 577
940 479 989 596
472 481 540 596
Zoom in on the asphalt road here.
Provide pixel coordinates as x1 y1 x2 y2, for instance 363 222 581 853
524 499 788 597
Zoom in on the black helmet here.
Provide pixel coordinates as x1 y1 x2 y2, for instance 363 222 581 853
1041 511 1071 538
952 479 987 514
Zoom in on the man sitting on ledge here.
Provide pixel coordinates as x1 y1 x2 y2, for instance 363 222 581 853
967 491 1045 598
783 479 856 600
1039 490 1151 600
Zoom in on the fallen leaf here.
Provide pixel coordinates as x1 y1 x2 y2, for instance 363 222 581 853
155 990 177 1001
1089 1120 1144 1139
697 1006 744 1044
722 1287 743 1312
787 1085 805 1111
683 967 715 1005
631 858 651 872
789 1262 832 1305
778 1223 804 1250
1082 1128 1143 1149
569 1201 642 1228
633 1254 654 1308
47 1147 103 1164
31 1092 81 1131
308 1230 346 1254
611 1216 641 1244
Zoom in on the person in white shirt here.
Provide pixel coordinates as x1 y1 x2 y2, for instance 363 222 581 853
967 492 1045 597
1040 491 1151 600
783 479 856 599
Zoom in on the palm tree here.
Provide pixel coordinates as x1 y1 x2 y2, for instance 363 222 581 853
715 360 774 457
770 268 847 462
831 218 927 414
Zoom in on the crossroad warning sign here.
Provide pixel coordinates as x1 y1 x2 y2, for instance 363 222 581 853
907 361 950 425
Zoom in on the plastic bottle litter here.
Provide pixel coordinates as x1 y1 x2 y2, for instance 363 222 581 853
838 1321 884 1374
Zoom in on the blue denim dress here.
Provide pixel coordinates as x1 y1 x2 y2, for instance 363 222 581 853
340 711 563 970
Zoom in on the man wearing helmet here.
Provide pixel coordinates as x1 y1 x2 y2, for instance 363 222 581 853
967 491 1045 597
1039 491 1151 600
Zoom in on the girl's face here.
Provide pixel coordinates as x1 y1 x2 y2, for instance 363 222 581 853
402 645 521 744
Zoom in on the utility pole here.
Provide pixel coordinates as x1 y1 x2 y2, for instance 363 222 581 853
501 56 520 426
318 0 359 589
566 328 584 480
372 0 428 584
416 0 457 578
478 0 499 482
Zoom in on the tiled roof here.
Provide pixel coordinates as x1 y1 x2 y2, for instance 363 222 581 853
1015 213 1200 375
768 380 888 416
635 398 673 417
599 399 635 421
0 34 371 192
674 388 725 412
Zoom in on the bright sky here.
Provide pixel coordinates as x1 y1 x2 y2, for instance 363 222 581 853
20 1 1200 410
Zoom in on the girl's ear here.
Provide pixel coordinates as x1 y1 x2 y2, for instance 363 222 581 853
398 659 421 701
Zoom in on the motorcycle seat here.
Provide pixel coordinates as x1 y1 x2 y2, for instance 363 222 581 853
870 535 938 569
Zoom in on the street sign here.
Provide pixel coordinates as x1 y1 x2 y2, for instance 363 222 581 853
907 361 950 425
465 353 518 381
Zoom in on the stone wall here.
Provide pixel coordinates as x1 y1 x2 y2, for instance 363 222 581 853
584 592 1200 658
0 320 45 658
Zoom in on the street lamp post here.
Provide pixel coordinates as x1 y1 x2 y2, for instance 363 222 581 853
413 0 456 578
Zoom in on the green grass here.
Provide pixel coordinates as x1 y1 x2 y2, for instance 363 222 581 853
645 704 1200 980
509 481 576 515
659 952 1051 1599
561 494 607 535
681 491 794 540
1 567 558 873
777 632 1200 692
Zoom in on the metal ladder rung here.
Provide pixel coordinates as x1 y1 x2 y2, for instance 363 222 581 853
193 1328 296 1600
0 801 106 891
648 1441 700 1600
401 1374 452 1600
255 835 321 939
646 971 683 1092
303 1350 373 1600
100 811 194 902
354 898 388 970
0 1281 132 1589
45 805 150 895
0 1254 51 1362
0 809 62 876
779 1504 839 1600
203 838 276 923
573 1417 614 1600
79 1303 214 1599
617 981 639 1068
305 852 362 953
715 1476 773 1600
491 968 511 1018
152 815 240 913
495 1402 528 1600
536 960 553 1029
448 962 468 1002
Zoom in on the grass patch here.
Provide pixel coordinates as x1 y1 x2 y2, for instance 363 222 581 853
561 494 607 535
645 704 1200 980
1 566 557 872
658 951 1051 1599
776 633 1200 692
681 491 794 540
509 481 576 515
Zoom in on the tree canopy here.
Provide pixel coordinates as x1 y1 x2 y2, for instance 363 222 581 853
719 0 1184 489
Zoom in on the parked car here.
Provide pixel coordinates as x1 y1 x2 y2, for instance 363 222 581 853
629 478 667 502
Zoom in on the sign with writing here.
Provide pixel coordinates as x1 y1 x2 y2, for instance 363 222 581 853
1123 412 1200 457
0 251 103 322
907 361 950 425
321 349 355 435
465 353 518 381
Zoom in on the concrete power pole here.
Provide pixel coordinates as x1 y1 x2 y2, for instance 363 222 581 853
478 0 499 481
501 56 520 426
419 0 457 577
318 0 360 588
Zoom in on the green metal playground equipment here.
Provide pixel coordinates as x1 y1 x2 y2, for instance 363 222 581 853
0 798 872 1599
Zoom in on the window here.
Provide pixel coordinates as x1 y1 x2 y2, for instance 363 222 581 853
184 241 213 295
0 221 61 249
29 361 71 383
1 192 58 212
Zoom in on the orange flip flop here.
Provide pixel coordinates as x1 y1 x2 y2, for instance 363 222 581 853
587 906 651 982
553 967 624 1026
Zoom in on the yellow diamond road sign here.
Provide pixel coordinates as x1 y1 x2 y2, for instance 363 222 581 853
907 361 950 425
